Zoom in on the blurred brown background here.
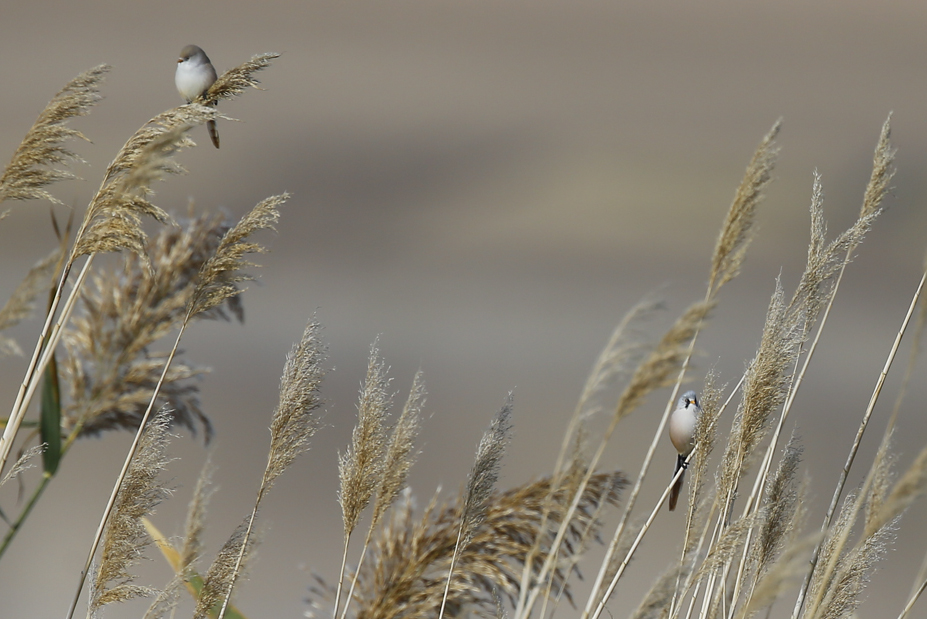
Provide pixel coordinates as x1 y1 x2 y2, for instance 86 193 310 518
2 1 927 617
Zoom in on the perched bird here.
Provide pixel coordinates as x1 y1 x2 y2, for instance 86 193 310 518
175 44 220 148
668 390 701 511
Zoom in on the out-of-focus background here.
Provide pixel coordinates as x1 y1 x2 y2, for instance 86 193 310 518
2 1 927 617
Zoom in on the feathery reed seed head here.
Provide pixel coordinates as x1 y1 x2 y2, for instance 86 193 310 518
0 65 108 204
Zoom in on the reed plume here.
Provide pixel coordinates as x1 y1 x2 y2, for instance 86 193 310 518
61 208 253 440
340 471 621 619
89 409 172 615
338 371 426 619
708 120 781 293
212 318 327 619
440 397 514 619
334 341 392 615
0 250 60 356
0 445 44 488
0 65 107 205
205 53 281 104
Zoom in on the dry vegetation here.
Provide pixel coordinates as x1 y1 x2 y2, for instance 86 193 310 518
1 58 927 619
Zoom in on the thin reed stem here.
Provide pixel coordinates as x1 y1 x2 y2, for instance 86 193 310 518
582 331 699 619
0 256 79 476
216 488 262 619
65 321 188 619
589 452 692 619
437 521 466 619
332 537 352 619
800 269 926 619
723 342 807 619
898 575 927 619
337 536 371 619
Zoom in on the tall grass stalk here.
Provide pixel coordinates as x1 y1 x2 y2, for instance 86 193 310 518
800 268 925 619
582 119 781 619
5 62 927 619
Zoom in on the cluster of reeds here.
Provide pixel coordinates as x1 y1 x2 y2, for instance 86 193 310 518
1 56 927 619
304 114 927 619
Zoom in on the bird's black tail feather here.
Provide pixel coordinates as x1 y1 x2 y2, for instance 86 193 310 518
669 453 686 512
207 119 220 149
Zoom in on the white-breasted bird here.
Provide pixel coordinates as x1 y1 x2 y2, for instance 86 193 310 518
668 390 701 511
175 44 220 148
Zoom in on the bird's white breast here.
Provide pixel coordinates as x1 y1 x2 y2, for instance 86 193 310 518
175 60 214 103
669 406 698 456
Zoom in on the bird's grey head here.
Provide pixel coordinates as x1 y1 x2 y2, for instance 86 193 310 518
178 45 209 65
678 390 699 410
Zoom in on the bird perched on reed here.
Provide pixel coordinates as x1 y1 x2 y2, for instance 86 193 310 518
176 44 220 148
668 390 701 511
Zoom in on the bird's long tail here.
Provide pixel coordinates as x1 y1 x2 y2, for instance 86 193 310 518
669 453 686 512
207 119 220 149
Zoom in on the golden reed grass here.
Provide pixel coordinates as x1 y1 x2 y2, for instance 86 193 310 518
0 59 925 619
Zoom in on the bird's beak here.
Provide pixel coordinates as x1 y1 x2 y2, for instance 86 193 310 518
177 58 183 63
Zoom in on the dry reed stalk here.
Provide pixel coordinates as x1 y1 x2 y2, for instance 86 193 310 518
0 250 60 356
334 341 392 617
67 194 286 619
589 452 694 619
339 470 620 619
339 371 425 619
582 120 781 619
719 124 889 617
787 116 895 617
4 52 279 480
2 109 215 478
540 470 627 619
799 269 925 619
440 397 513 619
0 65 107 204
513 298 659 616
539 298 712 619
0 444 44 488
0 66 109 474
213 319 326 619
712 158 886 615
88 409 172 616
899 574 927 619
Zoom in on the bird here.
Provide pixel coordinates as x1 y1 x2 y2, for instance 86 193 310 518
175 44 220 148
668 390 701 511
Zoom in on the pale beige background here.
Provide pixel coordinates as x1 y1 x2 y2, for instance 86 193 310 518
1 1 927 617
